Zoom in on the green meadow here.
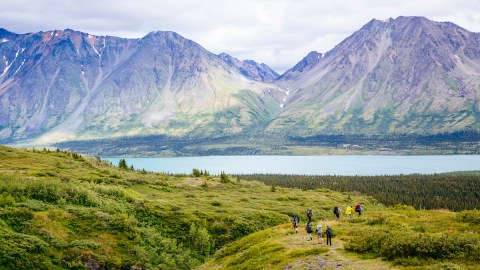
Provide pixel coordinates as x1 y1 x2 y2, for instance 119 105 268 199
0 145 479 269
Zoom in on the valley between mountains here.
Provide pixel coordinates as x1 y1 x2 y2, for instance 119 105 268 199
1 16 480 155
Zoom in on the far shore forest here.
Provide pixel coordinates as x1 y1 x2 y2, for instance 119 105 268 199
238 173 480 211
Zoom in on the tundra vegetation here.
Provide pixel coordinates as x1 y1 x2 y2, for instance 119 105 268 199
0 145 478 269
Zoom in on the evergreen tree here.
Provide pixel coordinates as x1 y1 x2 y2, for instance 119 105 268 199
220 171 229 183
118 159 128 169
192 169 201 177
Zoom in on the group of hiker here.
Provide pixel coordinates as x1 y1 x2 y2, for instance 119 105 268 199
334 204 363 219
291 204 363 246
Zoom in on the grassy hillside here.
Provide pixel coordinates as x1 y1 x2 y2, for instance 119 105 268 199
203 207 480 270
0 145 479 269
0 145 373 269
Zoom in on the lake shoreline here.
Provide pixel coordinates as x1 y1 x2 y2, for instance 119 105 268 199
104 155 480 176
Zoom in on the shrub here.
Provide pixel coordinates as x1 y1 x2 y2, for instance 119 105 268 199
69 239 99 249
211 201 222 207
0 223 52 269
128 227 198 269
392 256 425 266
413 225 426 233
188 223 212 256
0 208 34 232
457 210 480 224
426 262 465 270
94 186 125 199
220 171 229 183
344 228 388 254
0 193 15 207
366 215 389 225
345 229 480 262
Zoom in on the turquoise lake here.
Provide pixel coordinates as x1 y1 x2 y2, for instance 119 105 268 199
104 155 480 176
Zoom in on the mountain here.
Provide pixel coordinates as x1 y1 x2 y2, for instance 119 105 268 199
277 51 322 80
0 29 284 144
218 52 279 82
272 16 480 136
2 16 480 151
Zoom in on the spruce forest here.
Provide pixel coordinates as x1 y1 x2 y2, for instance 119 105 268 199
239 174 480 211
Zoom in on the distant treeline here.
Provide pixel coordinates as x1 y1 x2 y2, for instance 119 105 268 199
287 130 480 153
52 130 480 156
53 134 263 157
238 174 480 211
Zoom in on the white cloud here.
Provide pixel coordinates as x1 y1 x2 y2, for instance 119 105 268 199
1 0 479 73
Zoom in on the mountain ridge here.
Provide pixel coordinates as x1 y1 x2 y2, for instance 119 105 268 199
271 16 480 136
0 28 284 144
2 16 480 151
218 52 279 82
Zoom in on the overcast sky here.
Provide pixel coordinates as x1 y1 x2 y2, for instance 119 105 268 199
1 0 480 73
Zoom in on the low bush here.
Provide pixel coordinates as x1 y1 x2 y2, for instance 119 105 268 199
0 208 34 232
0 178 101 207
366 215 389 225
0 222 53 269
69 239 99 249
211 201 222 206
457 210 480 224
426 262 465 270
0 193 15 207
345 229 480 262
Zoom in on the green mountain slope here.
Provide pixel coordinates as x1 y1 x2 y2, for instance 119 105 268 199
1 145 479 269
203 207 480 270
0 145 373 269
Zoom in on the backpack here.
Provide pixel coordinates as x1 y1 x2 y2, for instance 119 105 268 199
355 204 361 211
306 223 313 233
292 214 299 224
307 209 312 218
326 227 333 236
333 206 339 214
315 225 322 234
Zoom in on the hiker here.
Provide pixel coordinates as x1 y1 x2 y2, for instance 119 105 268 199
306 208 313 223
326 225 333 246
315 224 323 243
291 214 300 233
346 206 353 218
333 206 340 219
306 222 313 241
355 204 363 216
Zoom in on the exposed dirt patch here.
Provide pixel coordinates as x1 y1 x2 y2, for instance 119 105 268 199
183 178 204 186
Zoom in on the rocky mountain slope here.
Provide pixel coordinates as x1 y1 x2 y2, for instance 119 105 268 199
218 52 279 82
0 29 283 144
2 16 480 147
273 16 480 135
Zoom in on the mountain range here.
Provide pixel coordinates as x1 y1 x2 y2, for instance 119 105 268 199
274 16 480 136
1 16 480 153
0 28 284 145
